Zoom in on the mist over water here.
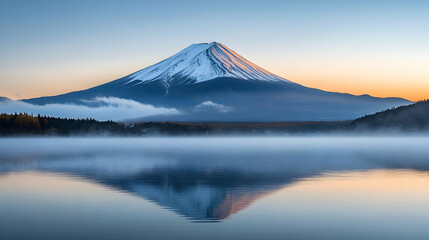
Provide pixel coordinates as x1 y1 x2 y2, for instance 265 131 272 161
1 136 429 240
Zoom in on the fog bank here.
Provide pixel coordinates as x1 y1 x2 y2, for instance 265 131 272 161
0 97 180 121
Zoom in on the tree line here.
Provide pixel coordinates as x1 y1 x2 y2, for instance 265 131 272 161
0 113 123 135
0 113 342 136
1 99 428 136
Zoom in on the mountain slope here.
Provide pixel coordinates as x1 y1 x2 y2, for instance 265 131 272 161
23 42 411 121
0 97 12 103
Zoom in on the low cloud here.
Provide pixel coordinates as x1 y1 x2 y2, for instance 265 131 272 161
0 97 180 121
195 101 232 113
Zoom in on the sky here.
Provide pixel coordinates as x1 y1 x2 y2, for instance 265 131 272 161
0 0 428 101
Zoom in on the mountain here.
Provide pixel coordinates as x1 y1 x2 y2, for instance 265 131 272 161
24 42 411 121
350 99 429 131
0 97 12 103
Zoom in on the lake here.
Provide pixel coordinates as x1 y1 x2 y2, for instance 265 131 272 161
1 137 429 240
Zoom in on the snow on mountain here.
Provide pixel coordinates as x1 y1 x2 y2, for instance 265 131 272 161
125 42 291 85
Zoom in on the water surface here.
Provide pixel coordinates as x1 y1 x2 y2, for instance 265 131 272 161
1 137 428 240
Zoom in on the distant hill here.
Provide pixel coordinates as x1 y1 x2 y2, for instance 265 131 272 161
0 97 11 102
350 100 429 131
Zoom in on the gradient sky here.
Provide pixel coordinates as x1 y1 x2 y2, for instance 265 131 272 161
0 0 428 101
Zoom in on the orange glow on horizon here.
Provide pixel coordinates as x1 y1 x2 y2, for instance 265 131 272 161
286 75 428 102
0 58 427 102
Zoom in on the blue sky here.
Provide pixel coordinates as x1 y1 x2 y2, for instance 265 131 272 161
0 0 428 100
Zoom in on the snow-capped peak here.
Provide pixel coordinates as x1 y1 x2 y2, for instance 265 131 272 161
125 42 292 84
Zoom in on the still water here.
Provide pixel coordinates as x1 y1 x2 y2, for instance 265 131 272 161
1 137 429 240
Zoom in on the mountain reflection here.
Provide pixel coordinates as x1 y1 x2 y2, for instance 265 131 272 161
0 137 428 222
102 169 297 221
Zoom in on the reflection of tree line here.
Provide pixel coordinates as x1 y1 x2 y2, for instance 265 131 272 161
1 100 428 135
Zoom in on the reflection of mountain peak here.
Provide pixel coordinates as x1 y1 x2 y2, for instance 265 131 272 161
130 184 266 221
120 170 290 221
210 192 260 220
